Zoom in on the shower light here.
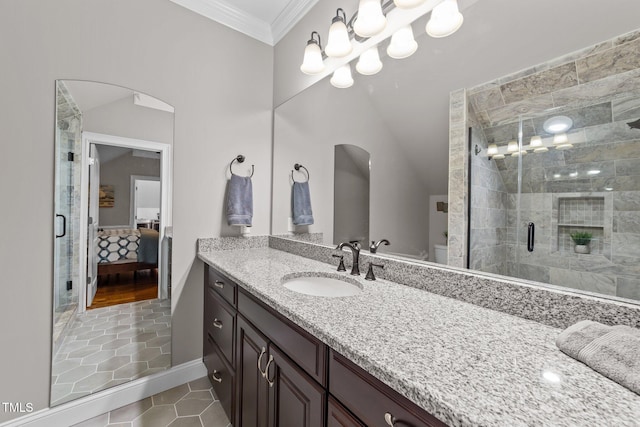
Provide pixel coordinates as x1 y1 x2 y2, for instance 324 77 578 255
356 45 383 75
393 0 426 8
325 9 352 58
300 32 325 75
387 25 418 59
354 0 387 38
543 116 573 134
507 140 518 152
426 0 464 38
330 64 354 88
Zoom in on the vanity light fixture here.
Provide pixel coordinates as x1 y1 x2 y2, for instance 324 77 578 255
387 25 419 59
354 0 387 38
325 9 352 58
487 143 499 156
426 0 464 38
492 153 506 159
569 172 579 177
300 31 325 75
331 63 355 88
553 132 569 145
512 150 527 157
300 1 466 87
604 187 614 191
394 0 426 8
530 136 548 153
356 45 384 75
507 140 519 153
587 169 601 175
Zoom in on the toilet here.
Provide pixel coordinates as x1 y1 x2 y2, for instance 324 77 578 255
434 244 448 264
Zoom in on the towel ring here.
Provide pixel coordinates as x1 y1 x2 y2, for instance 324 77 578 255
230 155 254 178
291 163 309 183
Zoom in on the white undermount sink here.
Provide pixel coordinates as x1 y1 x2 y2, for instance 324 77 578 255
282 275 363 297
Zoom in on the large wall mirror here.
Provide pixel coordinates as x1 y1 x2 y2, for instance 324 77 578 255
272 1 640 304
52 80 174 405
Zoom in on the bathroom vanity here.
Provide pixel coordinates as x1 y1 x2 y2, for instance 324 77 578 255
199 246 640 426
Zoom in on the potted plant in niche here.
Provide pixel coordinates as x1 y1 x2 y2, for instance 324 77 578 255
570 231 592 254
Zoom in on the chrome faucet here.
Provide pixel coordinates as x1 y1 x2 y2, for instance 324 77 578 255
336 242 360 275
369 239 390 254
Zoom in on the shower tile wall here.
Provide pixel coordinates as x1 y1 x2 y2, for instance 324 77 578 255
468 111 508 275
458 28 640 301
54 82 83 351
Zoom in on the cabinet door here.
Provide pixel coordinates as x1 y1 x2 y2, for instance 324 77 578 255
237 316 270 427
328 396 365 427
267 345 325 427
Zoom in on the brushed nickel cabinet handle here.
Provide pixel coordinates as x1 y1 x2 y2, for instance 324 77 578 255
384 412 396 426
212 319 223 329
210 371 222 383
264 355 275 387
214 281 225 289
257 347 267 375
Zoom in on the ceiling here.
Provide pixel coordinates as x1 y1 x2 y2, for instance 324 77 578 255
169 0 320 45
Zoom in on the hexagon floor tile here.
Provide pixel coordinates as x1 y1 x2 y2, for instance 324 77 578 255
51 299 171 406
72 377 231 427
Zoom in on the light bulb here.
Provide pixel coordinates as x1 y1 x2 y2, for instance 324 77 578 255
387 26 418 59
553 133 569 145
426 0 464 38
530 136 542 147
356 46 383 75
331 64 354 88
354 0 387 38
325 9 352 58
394 0 426 8
300 36 324 75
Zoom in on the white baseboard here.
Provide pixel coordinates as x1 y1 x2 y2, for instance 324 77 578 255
1 359 207 427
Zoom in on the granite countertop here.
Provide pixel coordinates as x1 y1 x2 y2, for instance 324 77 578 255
198 247 640 427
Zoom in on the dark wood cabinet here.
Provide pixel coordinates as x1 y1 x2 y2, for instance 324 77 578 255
329 350 447 427
328 396 365 427
204 264 446 427
267 345 326 427
236 316 269 427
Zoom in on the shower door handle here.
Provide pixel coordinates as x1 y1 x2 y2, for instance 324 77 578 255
56 214 66 238
527 222 535 252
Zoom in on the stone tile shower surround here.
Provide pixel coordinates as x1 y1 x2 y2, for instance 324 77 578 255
197 236 640 329
450 28 640 300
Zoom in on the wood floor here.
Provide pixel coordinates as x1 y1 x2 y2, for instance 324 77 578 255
89 270 158 309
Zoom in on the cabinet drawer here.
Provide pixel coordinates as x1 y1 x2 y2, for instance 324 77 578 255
204 287 236 367
329 351 447 427
238 289 327 386
328 396 365 427
204 335 235 425
207 265 237 307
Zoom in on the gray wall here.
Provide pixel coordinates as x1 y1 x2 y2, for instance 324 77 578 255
98 151 160 227
0 0 272 422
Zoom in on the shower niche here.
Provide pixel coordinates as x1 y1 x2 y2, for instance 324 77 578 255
552 194 610 257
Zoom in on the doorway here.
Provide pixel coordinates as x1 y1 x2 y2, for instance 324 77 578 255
81 133 171 311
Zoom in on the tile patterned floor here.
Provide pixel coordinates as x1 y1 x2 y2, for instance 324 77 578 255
51 299 172 406
72 377 231 427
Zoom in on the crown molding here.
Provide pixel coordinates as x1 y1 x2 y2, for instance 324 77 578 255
170 0 274 45
271 0 321 45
